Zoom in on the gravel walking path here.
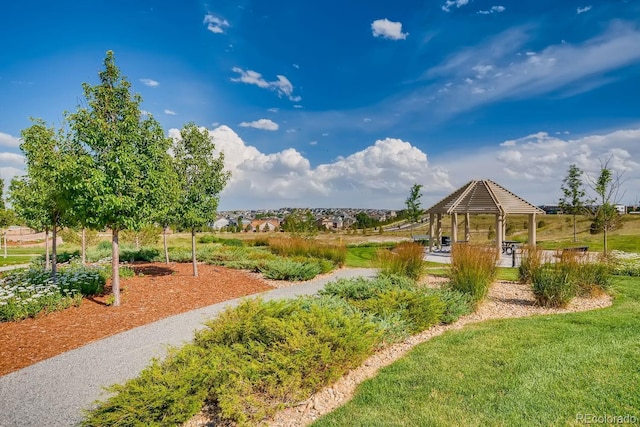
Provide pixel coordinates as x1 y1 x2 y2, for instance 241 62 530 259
0 268 376 427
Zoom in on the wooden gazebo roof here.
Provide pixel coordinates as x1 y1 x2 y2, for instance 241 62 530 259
426 180 545 215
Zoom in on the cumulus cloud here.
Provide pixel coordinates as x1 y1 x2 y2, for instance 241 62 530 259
442 0 469 12
231 67 301 102
203 14 229 33
0 132 20 148
371 19 408 40
577 6 592 14
139 78 159 87
267 107 279 113
169 126 453 209
239 119 279 131
164 109 176 116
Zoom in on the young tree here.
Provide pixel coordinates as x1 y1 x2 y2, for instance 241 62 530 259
559 164 589 242
68 51 174 306
12 119 72 281
405 183 424 235
589 159 625 255
172 122 230 277
0 180 15 258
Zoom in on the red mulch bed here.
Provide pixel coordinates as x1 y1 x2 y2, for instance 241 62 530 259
0 262 273 376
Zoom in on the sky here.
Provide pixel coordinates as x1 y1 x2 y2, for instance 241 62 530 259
1 0 640 211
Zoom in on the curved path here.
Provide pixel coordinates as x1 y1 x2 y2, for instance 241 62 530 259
0 268 376 427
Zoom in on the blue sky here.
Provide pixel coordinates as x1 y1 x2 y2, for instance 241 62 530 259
1 0 640 210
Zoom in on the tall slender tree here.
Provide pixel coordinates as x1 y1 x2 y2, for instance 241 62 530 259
172 122 230 277
559 164 589 242
68 51 174 306
405 183 424 236
589 159 625 255
11 119 72 281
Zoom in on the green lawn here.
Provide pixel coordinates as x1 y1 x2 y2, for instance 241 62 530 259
346 246 382 268
314 276 640 427
0 255 35 267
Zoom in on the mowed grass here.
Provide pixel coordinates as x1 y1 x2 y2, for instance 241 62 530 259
314 276 640 427
346 245 396 268
0 255 36 267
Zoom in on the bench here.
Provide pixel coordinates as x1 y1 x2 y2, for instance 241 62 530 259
411 234 430 245
502 240 520 255
559 246 589 258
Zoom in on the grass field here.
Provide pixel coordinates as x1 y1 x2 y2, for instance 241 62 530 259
0 255 36 267
314 276 640 426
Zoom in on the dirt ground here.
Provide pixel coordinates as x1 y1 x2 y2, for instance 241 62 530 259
0 262 272 376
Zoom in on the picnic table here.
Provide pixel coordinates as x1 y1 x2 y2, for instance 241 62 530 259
502 240 520 255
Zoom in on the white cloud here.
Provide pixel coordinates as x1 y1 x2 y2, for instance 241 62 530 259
172 126 452 209
478 5 506 14
203 14 229 34
139 78 159 87
231 67 301 101
0 132 20 148
363 118 372 123
442 0 469 12
0 152 25 165
293 105 303 109
423 22 640 114
267 108 279 113
309 140 318 146
293 64 300 69
577 6 592 14
164 109 176 116
371 18 408 40
322 133 329 137
239 119 279 131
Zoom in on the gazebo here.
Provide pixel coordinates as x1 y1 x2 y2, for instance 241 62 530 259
425 180 545 254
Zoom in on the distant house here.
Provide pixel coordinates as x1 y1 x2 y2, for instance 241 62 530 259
212 218 230 230
615 204 627 215
316 217 334 230
250 219 280 232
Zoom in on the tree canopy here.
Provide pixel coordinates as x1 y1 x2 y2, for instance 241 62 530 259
559 164 589 242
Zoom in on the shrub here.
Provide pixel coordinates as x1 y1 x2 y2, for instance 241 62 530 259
376 242 425 280
0 264 106 321
58 228 99 246
84 297 380 426
120 247 161 262
359 289 444 334
320 275 414 301
609 250 640 277
39 250 80 264
120 226 161 247
268 237 346 266
571 262 612 295
198 235 244 246
449 243 497 305
519 245 545 284
260 259 322 281
424 288 474 324
531 264 576 308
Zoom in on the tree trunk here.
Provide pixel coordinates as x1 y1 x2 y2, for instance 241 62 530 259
112 229 121 306
603 226 608 256
163 226 170 264
572 214 577 242
52 225 58 284
3 232 6 259
45 227 50 270
191 228 198 277
135 234 140 250
81 227 86 265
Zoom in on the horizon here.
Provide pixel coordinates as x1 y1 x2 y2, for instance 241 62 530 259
2 1 639 210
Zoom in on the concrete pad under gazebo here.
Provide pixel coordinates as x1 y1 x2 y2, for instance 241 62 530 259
425 179 545 255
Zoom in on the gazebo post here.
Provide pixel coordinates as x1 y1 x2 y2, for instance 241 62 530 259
436 213 443 251
464 213 470 242
528 213 536 247
451 213 458 243
496 213 504 256
429 213 435 253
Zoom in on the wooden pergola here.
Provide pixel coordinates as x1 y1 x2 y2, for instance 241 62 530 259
425 180 545 254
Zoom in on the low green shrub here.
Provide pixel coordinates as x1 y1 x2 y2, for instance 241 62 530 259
376 242 425 279
84 297 380 426
424 288 474 324
320 275 414 301
120 247 161 263
449 244 497 305
260 259 322 281
359 289 444 334
610 250 640 276
531 264 576 308
198 235 245 246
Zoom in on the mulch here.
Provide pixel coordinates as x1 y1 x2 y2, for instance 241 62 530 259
0 262 273 376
